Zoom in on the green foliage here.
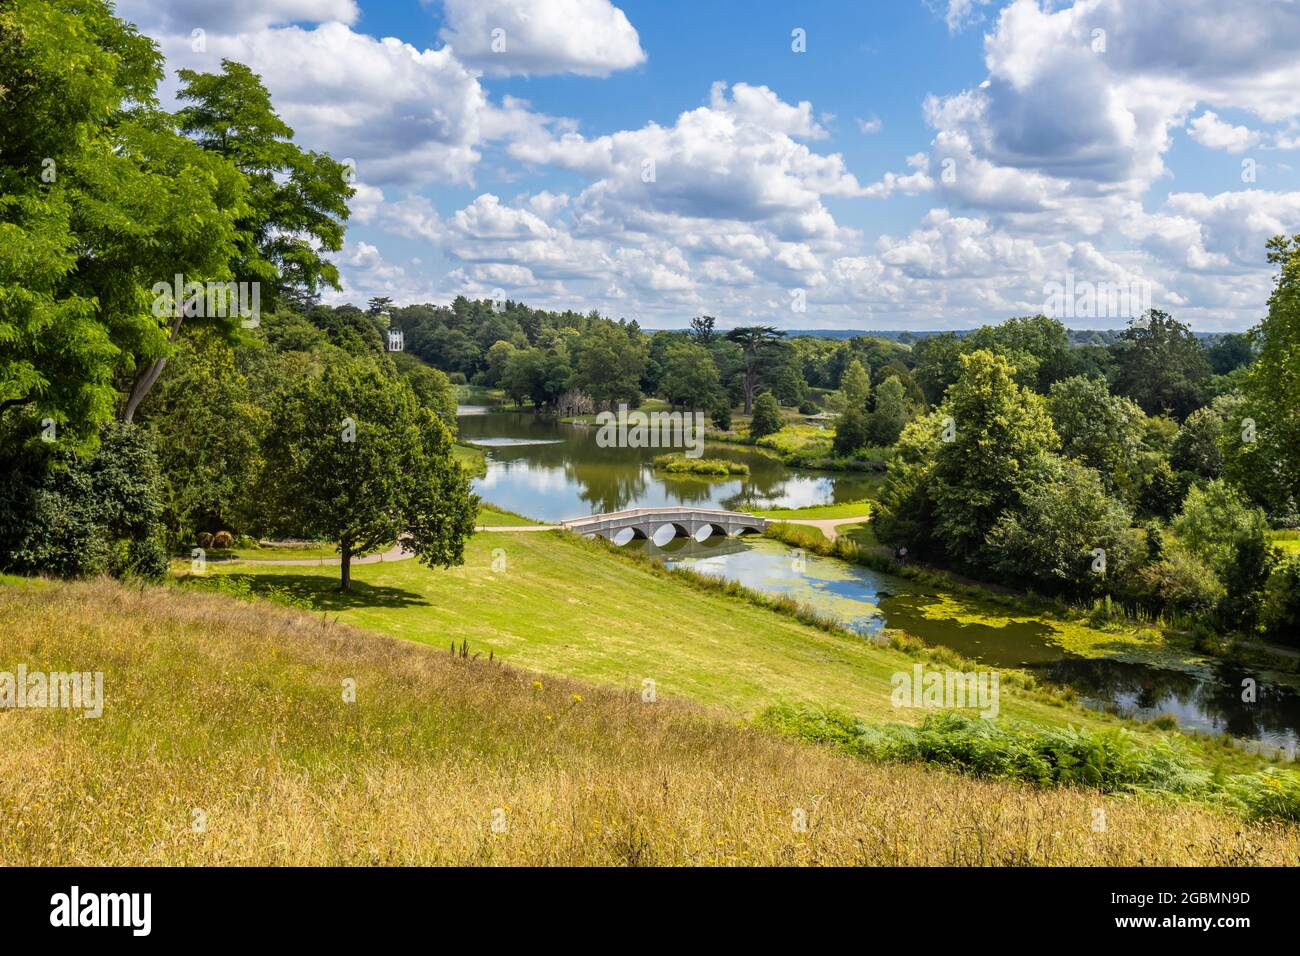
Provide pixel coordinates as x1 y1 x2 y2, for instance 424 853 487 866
748 391 782 439
258 356 476 589
759 706 1213 798
574 321 647 408
659 341 720 409
1138 458 1184 520
652 454 749 476
137 335 267 544
965 314 1079 392
929 350 1059 570
1048 374 1145 501
1 0 248 442
1261 557 1300 646
175 60 353 309
0 421 165 579
724 326 786 413
1231 235 1300 515
1173 479 1270 576
987 458 1137 596
839 358 871 409
832 404 870 456
1112 310 1211 419
865 375 914 447
710 401 732 431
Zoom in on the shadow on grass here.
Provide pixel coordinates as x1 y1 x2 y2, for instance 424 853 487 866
218 571 430 612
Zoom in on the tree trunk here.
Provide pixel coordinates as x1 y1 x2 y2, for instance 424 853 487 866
121 315 184 423
339 540 352 592
742 367 757 414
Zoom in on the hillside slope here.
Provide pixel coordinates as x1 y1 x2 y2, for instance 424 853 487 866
1 576 1296 865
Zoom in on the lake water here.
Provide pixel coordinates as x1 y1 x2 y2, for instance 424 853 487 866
462 406 1300 750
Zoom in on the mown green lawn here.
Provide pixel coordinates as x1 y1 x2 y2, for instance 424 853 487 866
203 529 1239 764
476 505 542 526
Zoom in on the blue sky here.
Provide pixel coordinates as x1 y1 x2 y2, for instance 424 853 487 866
118 0 1300 330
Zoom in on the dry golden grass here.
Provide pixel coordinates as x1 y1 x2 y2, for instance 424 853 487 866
1 576 1296 866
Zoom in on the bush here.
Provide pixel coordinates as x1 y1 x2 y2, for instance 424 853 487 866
196 532 215 549
710 403 732 431
0 421 165 579
212 530 235 549
1126 547 1223 619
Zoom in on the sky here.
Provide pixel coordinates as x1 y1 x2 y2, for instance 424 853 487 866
114 0 1300 331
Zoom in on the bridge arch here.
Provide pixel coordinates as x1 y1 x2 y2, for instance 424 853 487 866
562 507 768 544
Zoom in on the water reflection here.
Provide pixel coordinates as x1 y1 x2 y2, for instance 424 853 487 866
461 408 873 521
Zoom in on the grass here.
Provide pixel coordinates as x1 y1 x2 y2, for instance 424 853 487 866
2 574 1297 864
193 529 1282 778
749 500 872 520
476 504 542 527
1271 530 1300 554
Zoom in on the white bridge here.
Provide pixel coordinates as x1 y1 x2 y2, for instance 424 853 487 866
561 507 768 544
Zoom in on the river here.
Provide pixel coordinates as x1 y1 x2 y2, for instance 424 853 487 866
461 406 1300 749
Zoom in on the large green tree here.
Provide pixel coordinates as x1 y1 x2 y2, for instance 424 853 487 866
929 350 1059 570
259 358 476 590
1112 310 1210 419
1 0 247 445
725 326 785 413
174 61 353 311
659 341 720 409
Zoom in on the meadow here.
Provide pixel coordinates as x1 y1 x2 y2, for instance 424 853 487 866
2 574 1297 865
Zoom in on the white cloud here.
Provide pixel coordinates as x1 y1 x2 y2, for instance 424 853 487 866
1187 111 1261 153
857 115 883 134
438 0 646 76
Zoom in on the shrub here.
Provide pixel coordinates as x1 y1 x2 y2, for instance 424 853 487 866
710 403 732 431
196 532 215 549
212 530 235 549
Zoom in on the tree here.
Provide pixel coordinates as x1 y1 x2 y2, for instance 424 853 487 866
482 340 517 387
866 375 914 447
987 458 1136 596
367 296 394 316
748 392 782 439
1171 402 1228 478
911 332 964 406
1112 310 1210 419
1232 235 1300 514
839 358 871 409
966 315 1078 393
0 420 167 580
175 60 353 311
138 335 267 543
574 322 646 408
930 350 1059 570
391 352 457 427
833 405 870 456
259 358 476 590
1047 375 1145 501
1206 333 1255 375
688 315 717 345
1172 479 1270 577
659 341 720 409
1 0 248 442
725 326 786 413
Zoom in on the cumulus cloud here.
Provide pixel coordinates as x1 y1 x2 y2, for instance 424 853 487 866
438 0 646 76
1187 111 1261 153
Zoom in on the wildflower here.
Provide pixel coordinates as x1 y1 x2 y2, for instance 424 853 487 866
572 693 583 703
532 680 543 690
